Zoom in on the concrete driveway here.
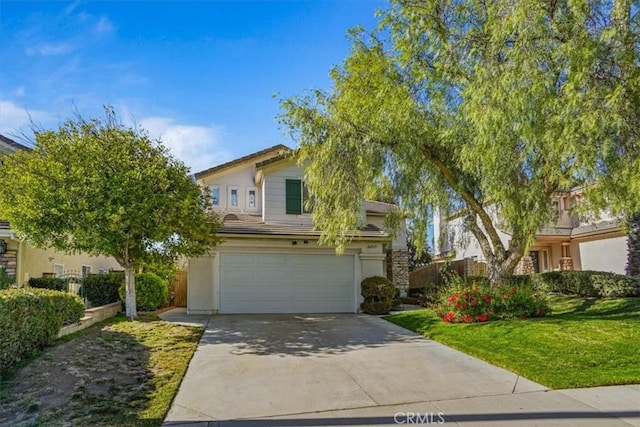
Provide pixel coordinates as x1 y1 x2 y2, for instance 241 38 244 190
163 313 640 427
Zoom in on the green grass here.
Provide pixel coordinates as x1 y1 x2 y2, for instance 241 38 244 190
0 314 203 426
385 296 640 389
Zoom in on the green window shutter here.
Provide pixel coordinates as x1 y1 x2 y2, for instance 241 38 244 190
286 179 302 214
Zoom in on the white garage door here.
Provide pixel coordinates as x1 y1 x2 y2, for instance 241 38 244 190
220 253 355 313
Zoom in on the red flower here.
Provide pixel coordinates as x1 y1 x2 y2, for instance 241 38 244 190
492 281 500 287
464 293 471 300
460 315 473 323
460 302 468 309
482 294 491 303
511 287 517 294
471 299 478 306
448 292 460 303
443 312 457 323
536 309 545 317
476 314 489 322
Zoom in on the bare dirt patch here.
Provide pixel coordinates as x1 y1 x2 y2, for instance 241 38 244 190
0 315 202 426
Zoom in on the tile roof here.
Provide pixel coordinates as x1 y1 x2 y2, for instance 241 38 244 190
537 226 572 237
194 144 290 179
218 213 388 239
0 134 32 152
571 220 621 237
364 200 398 214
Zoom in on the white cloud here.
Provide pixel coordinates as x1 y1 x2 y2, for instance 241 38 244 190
25 41 76 56
0 100 53 136
138 117 234 174
94 16 115 36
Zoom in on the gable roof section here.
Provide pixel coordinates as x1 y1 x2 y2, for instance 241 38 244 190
0 134 31 155
194 144 290 179
364 200 398 214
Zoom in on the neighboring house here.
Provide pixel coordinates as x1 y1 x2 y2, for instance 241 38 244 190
188 145 409 314
432 189 627 275
0 135 121 285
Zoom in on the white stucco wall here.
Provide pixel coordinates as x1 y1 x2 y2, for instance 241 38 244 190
187 256 216 314
262 163 314 225
197 150 280 215
434 208 511 261
577 236 627 274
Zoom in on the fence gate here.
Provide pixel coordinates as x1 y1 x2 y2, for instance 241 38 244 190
172 271 188 307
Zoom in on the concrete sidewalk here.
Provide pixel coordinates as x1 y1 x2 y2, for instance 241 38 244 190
160 310 640 427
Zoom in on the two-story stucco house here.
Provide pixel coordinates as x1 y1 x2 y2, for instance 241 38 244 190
432 189 628 275
0 134 121 285
187 145 409 314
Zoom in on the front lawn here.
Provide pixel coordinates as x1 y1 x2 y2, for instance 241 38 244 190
0 314 203 426
385 296 640 389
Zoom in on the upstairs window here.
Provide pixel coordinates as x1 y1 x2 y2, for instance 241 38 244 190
230 189 238 207
285 179 302 214
248 190 256 208
286 179 313 215
211 187 220 206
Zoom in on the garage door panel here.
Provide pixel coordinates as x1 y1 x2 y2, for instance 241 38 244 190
220 253 355 314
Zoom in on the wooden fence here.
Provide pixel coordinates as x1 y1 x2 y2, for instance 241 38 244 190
409 258 487 288
171 270 188 307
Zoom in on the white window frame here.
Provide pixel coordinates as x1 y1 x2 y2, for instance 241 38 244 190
53 263 64 278
81 265 91 278
98 268 107 274
228 186 240 210
211 186 221 207
246 186 259 212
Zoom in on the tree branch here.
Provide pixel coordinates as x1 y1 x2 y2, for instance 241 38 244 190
420 143 505 255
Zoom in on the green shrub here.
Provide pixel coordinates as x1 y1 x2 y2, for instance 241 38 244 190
119 272 169 312
360 276 395 315
0 267 14 290
83 272 124 307
27 276 65 291
437 274 550 323
0 288 84 373
533 271 640 297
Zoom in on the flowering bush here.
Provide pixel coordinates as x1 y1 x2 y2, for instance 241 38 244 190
437 275 550 323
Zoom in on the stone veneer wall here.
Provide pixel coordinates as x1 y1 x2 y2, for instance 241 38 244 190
386 249 409 291
559 257 574 271
515 256 534 275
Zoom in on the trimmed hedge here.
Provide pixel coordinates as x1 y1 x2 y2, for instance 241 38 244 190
0 288 84 373
83 272 124 307
360 276 396 315
119 272 169 311
27 277 65 291
0 267 14 290
532 270 640 298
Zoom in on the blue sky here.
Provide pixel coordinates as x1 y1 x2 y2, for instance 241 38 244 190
0 0 386 173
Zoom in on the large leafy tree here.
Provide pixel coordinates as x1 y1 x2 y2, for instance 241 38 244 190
0 108 221 319
280 0 639 281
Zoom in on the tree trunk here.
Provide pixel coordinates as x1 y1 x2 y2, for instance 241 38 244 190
486 247 525 283
627 213 640 277
124 266 137 320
